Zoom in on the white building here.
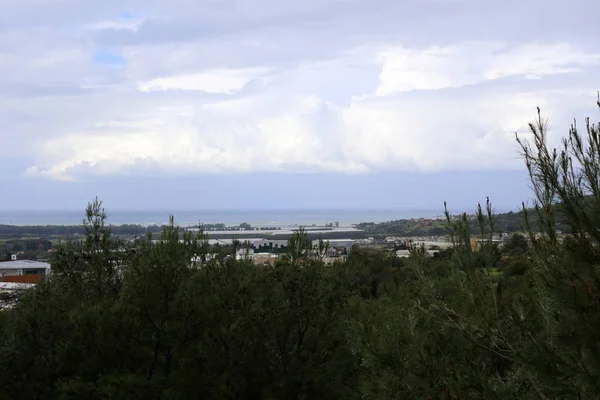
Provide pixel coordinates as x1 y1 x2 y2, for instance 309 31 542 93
236 248 254 260
0 260 51 277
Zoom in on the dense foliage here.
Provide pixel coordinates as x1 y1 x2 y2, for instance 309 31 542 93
1 101 600 399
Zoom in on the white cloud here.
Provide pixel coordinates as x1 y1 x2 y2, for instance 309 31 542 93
485 42 600 80
375 45 475 94
0 28 94 88
86 17 146 32
1 0 600 182
374 42 600 95
24 77 595 181
138 67 271 93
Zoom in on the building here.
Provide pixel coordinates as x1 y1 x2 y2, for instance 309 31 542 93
207 238 263 246
396 249 441 258
0 281 37 311
0 282 35 291
236 248 254 260
315 239 355 249
408 240 453 249
252 239 289 253
0 260 51 278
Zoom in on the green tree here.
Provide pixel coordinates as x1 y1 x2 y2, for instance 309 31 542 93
502 233 529 256
512 101 600 398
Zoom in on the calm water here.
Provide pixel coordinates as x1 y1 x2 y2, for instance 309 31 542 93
0 209 445 227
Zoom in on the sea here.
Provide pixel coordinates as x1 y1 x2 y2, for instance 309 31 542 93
0 209 446 227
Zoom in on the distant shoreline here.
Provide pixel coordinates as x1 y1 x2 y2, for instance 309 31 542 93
0 207 527 240
0 209 451 227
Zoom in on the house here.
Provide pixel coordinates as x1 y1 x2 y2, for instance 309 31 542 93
0 260 51 278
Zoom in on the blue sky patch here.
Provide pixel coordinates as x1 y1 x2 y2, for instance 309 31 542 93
119 12 140 20
93 48 125 67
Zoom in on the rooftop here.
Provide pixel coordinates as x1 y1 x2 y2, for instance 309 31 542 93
0 260 51 270
0 282 36 290
196 227 363 236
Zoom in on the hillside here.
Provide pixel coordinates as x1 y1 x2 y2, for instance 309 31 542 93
356 208 552 237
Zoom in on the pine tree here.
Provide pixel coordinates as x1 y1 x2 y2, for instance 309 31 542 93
513 97 600 398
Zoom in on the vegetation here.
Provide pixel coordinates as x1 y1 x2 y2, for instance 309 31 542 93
0 99 599 399
357 217 449 237
0 238 54 261
356 203 580 238
0 223 163 237
357 209 535 237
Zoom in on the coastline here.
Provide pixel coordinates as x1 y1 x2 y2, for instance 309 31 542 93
0 209 446 227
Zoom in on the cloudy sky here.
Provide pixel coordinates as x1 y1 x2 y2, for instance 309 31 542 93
0 0 599 213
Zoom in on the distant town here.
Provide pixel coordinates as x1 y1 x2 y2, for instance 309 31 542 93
0 207 541 267
0 208 538 303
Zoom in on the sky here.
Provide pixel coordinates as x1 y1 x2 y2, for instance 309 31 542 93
0 0 599 214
